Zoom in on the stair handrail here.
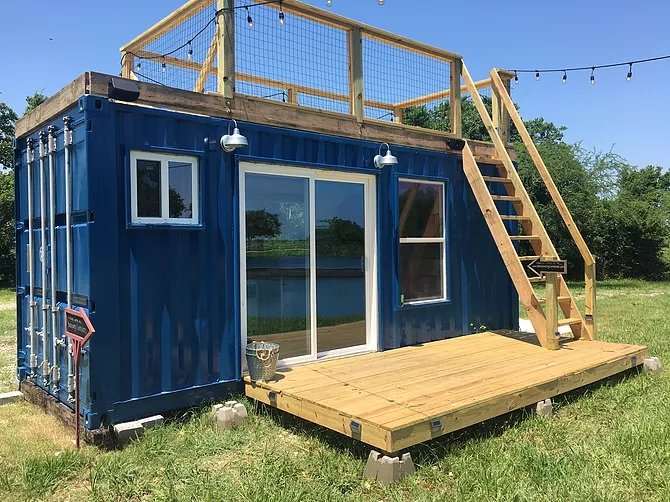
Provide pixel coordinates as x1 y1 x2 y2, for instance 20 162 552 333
488 68 596 338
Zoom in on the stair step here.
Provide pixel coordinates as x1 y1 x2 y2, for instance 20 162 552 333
558 317 582 327
482 176 513 183
528 276 544 283
518 255 540 261
501 215 531 221
475 156 504 165
491 195 521 202
510 235 540 241
538 296 572 305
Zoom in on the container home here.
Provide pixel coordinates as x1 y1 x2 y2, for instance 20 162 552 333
15 0 647 451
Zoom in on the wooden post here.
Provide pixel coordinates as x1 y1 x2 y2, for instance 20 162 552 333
287 87 297 104
450 59 462 136
393 106 404 124
217 0 235 98
499 72 512 144
492 86 502 137
194 34 218 93
544 272 560 350
348 27 364 122
584 262 597 339
121 51 134 79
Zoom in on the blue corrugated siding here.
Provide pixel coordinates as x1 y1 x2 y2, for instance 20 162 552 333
15 94 517 428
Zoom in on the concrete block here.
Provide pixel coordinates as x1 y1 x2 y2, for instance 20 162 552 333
644 357 662 373
138 415 164 429
536 398 553 418
214 401 248 430
113 420 145 445
363 450 415 485
0 391 23 407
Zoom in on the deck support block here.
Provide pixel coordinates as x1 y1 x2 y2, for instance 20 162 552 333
113 414 165 446
643 357 662 373
535 398 553 418
213 401 248 430
0 391 24 407
363 450 415 485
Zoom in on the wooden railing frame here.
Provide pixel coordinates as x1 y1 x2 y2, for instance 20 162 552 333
489 68 596 339
119 0 465 130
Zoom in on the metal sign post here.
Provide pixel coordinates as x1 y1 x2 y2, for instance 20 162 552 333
63 308 95 449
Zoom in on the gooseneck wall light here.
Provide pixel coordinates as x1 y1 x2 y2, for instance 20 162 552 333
220 119 249 152
373 143 398 168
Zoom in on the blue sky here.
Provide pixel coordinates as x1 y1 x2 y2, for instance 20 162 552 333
1 1 668 168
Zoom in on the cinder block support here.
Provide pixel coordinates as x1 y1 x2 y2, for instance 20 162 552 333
113 421 145 445
0 391 23 406
363 450 415 485
644 357 662 373
536 398 553 418
213 401 248 430
138 415 164 429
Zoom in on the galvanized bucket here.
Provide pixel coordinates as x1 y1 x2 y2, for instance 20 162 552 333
245 341 280 382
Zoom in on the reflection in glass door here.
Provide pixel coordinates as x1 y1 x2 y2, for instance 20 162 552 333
241 164 376 366
315 181 366 353
244 173 311 359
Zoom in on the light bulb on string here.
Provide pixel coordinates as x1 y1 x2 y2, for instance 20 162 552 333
535 70 540 81
626 62 633 81
162 59 167 72
327 0 333 6
378 0 385 4
187 41 193 61
590 67 595 85
279 1 285 24
136 59 141 71
562 70 567 84
514 70 518 84
246 6 253 28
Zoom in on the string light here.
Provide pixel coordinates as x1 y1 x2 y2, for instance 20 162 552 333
187 41 193 60
378 0 385 4
136 60 141 71
162 58 166 72
246 6 253 28
278 1 285 25
327 0 333 6
511 54 670 85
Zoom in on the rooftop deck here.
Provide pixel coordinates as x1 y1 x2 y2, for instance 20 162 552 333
245 333 648 453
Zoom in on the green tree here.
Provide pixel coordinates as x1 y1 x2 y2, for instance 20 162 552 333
24 92 47 115
0 102 18 169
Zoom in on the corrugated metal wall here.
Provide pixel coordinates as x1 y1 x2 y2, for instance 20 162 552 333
15 95 517 428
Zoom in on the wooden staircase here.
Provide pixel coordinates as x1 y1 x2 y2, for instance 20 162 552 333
460 64 596 350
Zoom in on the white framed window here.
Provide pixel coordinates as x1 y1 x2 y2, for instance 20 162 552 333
130 151 199 225
398 178 446 304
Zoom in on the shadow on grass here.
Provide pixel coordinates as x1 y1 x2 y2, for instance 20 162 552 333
248 366 644 466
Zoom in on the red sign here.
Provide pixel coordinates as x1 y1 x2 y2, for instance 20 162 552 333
64 308 95 345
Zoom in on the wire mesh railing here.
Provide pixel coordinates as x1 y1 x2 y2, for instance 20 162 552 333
120 0 512 139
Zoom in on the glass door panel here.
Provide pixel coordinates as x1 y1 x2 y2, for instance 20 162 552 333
315 180 367 353
244 173 311 359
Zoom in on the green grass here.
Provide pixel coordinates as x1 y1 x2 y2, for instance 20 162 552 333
0 282 669 501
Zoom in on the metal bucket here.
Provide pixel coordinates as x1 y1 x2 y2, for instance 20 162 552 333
245 341 280 382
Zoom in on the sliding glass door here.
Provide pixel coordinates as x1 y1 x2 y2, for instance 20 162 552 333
240 163 376 366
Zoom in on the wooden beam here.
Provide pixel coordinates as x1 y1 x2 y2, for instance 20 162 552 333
584 263 596 339
121 0 211 52
392 77 491 110
489 69 595 267
121 52 134 79
194 33 218 93
450 59 462 137
348 27 364 122
544 272 560 350
217 0 235 98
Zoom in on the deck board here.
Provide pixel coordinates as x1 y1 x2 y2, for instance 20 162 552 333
245 332 648 453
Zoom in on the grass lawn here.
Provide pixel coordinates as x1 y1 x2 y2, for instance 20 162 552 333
0 281 668 501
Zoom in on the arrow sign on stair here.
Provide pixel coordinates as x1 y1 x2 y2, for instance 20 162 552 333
527 258 568 278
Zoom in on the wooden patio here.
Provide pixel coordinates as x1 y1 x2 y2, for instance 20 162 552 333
244 332 648 453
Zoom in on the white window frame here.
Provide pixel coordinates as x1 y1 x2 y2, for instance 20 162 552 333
398 178 447 305
130 150 199 225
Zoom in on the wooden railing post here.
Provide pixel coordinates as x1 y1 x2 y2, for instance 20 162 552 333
450 59 462 136
493 70 513 144
348 27 364 122
121 51 134 79
217 0 235 98
544 272 560 350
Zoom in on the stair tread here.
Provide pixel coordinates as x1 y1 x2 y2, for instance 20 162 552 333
510 235 541 240
500 215 531 221
475 156 505 164
538 295 572 304
528 276 544 283
558 317 582 326
482 176 513 183
518 255 540 261
491 195 521 201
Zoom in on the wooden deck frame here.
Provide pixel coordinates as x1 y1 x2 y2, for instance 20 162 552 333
245 333 647 453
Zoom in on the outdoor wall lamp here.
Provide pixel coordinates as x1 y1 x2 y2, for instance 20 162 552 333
374 143 398 168
220 119 249 152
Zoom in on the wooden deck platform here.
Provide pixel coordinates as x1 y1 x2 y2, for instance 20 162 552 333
244 332 648 453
